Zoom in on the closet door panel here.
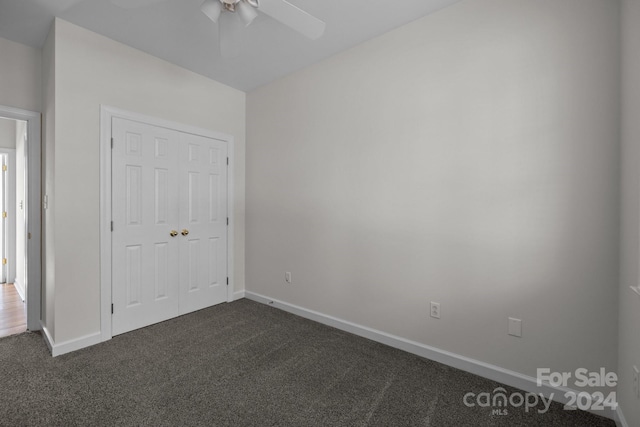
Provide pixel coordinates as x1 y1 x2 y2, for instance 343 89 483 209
111 118 180 336
178 132 228 314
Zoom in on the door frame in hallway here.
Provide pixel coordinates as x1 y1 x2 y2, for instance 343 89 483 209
99 106 235 342
0 148 16 288
0 105 42 332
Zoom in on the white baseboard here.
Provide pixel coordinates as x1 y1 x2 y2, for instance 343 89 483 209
12 280 25 301
39 322 102 357
233 289 245 300
40 322 54 354
245 291 615 421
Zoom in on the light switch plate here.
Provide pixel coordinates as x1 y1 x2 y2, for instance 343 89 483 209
508 317 522 337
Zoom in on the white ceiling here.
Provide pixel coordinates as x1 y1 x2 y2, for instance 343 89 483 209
0 0 462 91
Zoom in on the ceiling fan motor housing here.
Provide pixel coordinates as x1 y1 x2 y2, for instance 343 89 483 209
219 0 258 12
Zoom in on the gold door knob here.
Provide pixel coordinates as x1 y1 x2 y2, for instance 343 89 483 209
170 230 178 237
181 229 189 236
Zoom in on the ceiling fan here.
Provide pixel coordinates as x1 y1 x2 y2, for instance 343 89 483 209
199 0 325 40
105 0 326 57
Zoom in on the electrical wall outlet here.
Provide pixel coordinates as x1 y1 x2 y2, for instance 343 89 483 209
508 318 522 337
430 302 441 319
633 366 639 399
285 272 292 284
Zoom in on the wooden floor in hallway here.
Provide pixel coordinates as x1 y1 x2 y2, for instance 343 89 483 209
0 283 26 338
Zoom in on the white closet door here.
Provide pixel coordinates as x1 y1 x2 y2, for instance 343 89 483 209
178 132 228 314
111 117 229 336
112 118 181 336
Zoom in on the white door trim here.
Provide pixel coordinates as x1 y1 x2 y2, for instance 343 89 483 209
99 105 235 342
0 105 42 331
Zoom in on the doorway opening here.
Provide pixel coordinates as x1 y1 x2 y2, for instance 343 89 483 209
0 105 42 335
0 117 26 338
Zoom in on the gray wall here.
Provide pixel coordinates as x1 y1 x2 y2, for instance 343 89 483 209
247 0 620 385
42 25 56 334
0 37 42 113
619 0 640 424
0 117 16 149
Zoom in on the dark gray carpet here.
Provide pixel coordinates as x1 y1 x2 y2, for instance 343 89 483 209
0 299 614 426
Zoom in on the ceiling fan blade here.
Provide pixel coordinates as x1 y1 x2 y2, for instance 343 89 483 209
258 0 325 40
110 0 169 9
219 12 246 58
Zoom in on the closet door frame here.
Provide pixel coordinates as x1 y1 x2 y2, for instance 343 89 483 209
99 105 235 342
